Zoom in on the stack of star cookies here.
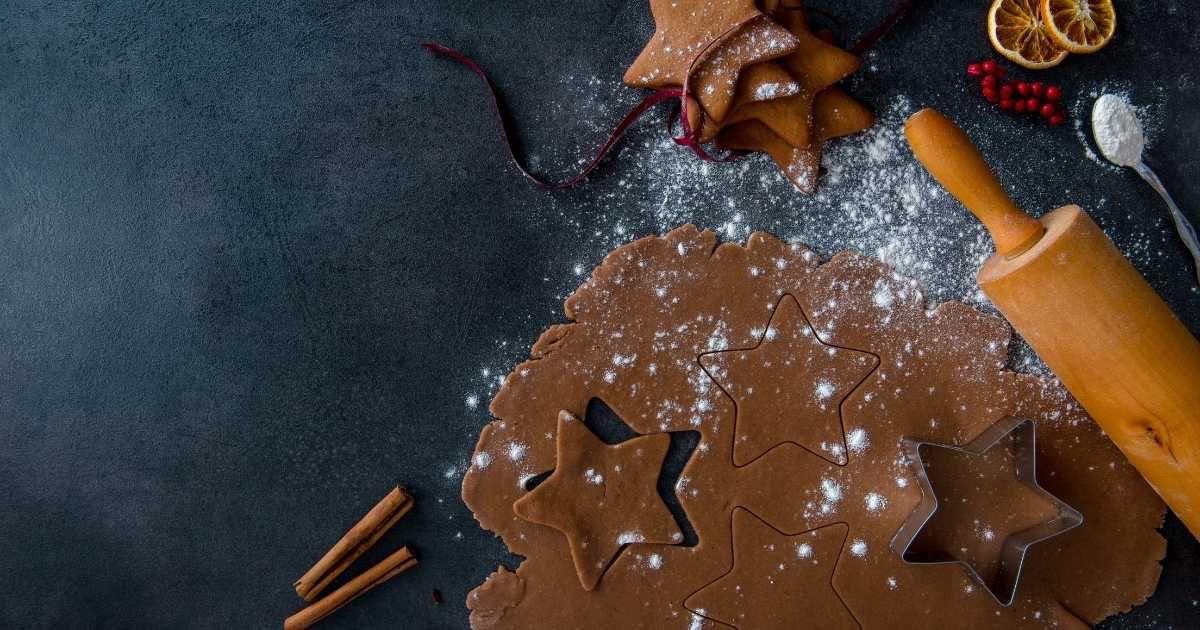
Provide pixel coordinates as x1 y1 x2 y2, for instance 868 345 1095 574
625 0 873 193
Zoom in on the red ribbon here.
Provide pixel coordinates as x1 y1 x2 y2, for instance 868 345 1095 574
421 17 745 191
851 0 917 55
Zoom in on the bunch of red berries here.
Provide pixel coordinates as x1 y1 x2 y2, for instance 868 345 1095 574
967 59 1066 126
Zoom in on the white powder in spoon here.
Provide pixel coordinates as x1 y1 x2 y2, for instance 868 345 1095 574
1091 94 1145 167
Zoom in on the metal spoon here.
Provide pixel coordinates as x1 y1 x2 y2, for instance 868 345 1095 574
1092 94 1200 285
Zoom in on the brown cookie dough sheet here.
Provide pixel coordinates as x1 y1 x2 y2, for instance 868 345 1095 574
463 226 1165 629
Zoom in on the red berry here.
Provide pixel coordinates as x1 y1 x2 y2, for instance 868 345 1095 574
983 87 999 103
995 66 1007 78
999 84 1014 99
967 63 983 76
982 60 998 74
999 98 1014 110
1048 113 1065 126
1016 81 1031 96
1025 97 1040 112
1040 103 1056 118
982 74 998 89
1031 82 1045 97
1014 100 1027 113
1045 85 1062 102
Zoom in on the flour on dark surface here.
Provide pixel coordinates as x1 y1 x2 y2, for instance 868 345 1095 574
3 1 1199 628
437 5 1198 628
462 69 1185 409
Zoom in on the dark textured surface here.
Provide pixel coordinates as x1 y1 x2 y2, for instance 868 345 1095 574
1 1 1198 628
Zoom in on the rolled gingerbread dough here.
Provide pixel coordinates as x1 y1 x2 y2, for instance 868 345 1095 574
463 226 1165 629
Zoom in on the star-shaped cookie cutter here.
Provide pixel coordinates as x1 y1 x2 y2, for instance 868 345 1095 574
889 416 1084 606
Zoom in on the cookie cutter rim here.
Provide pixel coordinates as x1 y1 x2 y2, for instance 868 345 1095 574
888 416 1084 607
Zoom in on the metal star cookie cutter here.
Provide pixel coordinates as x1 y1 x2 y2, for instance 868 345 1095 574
889 416 1084 607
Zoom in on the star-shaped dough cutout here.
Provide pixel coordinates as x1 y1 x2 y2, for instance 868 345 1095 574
513 410 683 591
700 294 877 466
624 1 799 123
685 509 857 630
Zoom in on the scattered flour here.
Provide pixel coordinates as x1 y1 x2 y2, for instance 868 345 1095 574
517 472 535 489
821 477 843 504
974 519 997 542
754 82 795 100
585 468 604 485
617 531 646 545
872 282 894 310
452 78 1180 581
463 71 1180 420
846 427 870 454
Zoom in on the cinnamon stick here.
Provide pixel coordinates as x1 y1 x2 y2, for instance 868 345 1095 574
294 486 414 601
284 546 418 630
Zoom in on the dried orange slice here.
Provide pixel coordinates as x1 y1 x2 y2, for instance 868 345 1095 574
1040 0 1116 54
987 0 1068 69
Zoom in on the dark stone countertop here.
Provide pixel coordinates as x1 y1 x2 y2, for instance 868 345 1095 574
1 1 1197 627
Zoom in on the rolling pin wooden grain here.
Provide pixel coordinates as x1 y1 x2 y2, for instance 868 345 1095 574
905 108 1200 539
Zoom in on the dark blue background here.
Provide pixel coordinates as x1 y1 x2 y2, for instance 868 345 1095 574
1 1 1197 628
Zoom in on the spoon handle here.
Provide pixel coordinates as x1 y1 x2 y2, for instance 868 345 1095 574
1135 161 1200 285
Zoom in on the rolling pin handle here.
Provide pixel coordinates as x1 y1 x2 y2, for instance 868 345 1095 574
904 108 1045 258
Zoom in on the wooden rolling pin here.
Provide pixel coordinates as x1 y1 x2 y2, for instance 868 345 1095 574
905 108 1200 539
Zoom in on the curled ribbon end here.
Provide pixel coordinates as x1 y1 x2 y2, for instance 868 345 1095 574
421 42 458 57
